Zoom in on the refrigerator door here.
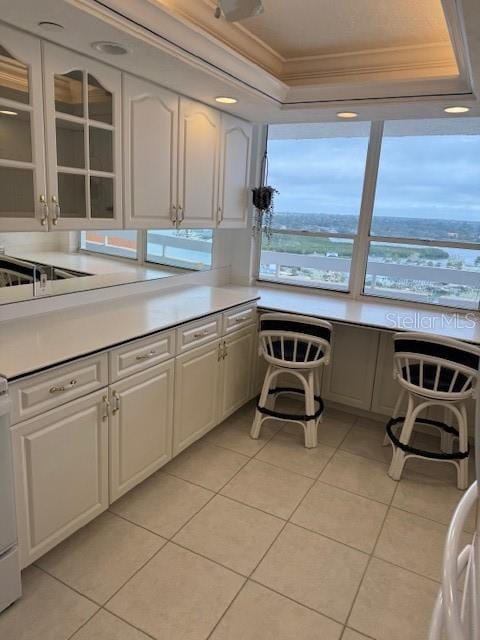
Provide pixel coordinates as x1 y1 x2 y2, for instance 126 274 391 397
0 381 16 554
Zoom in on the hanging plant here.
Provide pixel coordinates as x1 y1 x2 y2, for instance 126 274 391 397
252 185 278 240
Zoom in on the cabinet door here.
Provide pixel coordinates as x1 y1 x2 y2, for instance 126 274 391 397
11 390 109 567
173 339 221 455
322 324 379 411
177 98 219 228
219 325 256 420
43 43 122 230
371 331 402 416
123 75 178 229
217 114 252 228
0 24 47 231
109 361 174 502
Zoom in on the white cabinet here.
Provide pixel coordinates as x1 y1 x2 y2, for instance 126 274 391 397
173 339 222 455
11 390 109 567
322 323 379 411
109 361 174 501
219 324 256 420
0 24 47 231
177 98 220 228
217 114 252 228
123 75 178 229
42 43 122 230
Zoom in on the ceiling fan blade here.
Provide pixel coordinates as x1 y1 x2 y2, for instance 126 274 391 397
218 0 264 22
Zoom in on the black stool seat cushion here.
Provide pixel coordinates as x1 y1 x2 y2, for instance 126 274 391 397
268 340 322 363
402 364 471 393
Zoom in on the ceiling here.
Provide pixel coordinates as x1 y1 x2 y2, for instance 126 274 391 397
154 0 459 86
240 0 453 58
0 0 479 124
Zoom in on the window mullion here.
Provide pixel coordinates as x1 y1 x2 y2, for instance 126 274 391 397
349 120 384 299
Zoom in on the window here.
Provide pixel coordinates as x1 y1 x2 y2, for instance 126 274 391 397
257 118 480 310
365 118 480 309
80 230 138 259
146 229 213 271
258 122 370 290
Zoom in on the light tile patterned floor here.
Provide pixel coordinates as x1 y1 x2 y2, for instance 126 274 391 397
0 399 475 640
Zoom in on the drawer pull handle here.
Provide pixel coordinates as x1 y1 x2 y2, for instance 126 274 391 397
217 341 223 361
235 317 247 323
136 350 156 361
193 329 210 339
49 379 78 394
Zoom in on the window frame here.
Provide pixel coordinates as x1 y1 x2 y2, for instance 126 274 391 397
255 119 480 311
79 228 216 273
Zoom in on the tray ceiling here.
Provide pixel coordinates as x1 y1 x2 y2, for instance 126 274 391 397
155 0 459 85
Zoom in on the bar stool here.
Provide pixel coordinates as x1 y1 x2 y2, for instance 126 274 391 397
385 332 480 490
250 312 332 448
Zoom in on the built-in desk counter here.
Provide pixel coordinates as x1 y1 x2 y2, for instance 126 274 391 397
256 286 480 344
252 285 480 425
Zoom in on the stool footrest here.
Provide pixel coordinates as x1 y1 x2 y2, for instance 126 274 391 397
386 417 469 461
258 387 324 421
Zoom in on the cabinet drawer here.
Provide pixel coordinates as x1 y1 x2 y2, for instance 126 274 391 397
109 330 175 382
223 303 257 334
177 314 221 353
10 354 108 424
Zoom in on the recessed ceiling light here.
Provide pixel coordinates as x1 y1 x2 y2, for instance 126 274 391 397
215 96 238 104
0 109 18 116
444 106 470 114
336 111 358 119
38 21 64 32
91 41 129 55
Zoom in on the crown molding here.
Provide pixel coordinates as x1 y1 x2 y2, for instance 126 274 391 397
281 42 459 85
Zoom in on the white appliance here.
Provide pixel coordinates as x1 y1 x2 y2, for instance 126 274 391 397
0 377 21 612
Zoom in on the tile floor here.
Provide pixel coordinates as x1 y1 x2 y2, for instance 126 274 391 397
0 398 476 640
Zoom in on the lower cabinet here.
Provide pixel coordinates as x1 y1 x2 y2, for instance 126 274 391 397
173 339 222 456
11 390 109 567
219 325 256 421
371 331 401 416
109 361 174 502
321 323 379 411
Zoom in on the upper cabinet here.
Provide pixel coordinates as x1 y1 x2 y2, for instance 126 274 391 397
43 44 122 230
217 114 252 228
123 75 178 229
0 23 253 232
178 98 220 228
0 24 47 231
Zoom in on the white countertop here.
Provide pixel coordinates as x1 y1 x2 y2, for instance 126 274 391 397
0 285 259 380
256 286 480 344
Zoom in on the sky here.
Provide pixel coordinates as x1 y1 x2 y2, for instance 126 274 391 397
267 134 480 221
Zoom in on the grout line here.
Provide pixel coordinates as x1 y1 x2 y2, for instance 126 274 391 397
34 565 103 608
64 608 102 640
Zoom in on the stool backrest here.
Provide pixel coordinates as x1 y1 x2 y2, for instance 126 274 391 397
259 312 332 368
393 332 480 399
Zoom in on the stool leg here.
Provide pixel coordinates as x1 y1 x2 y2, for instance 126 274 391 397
251 365 273 440
388 393 415 481
314 368 323 423
457 403 469 490
440 406 454 454
304 370 318 449
384 389 405 446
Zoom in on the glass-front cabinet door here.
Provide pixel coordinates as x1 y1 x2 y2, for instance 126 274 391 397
43 44 122 230
0 24 47 231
